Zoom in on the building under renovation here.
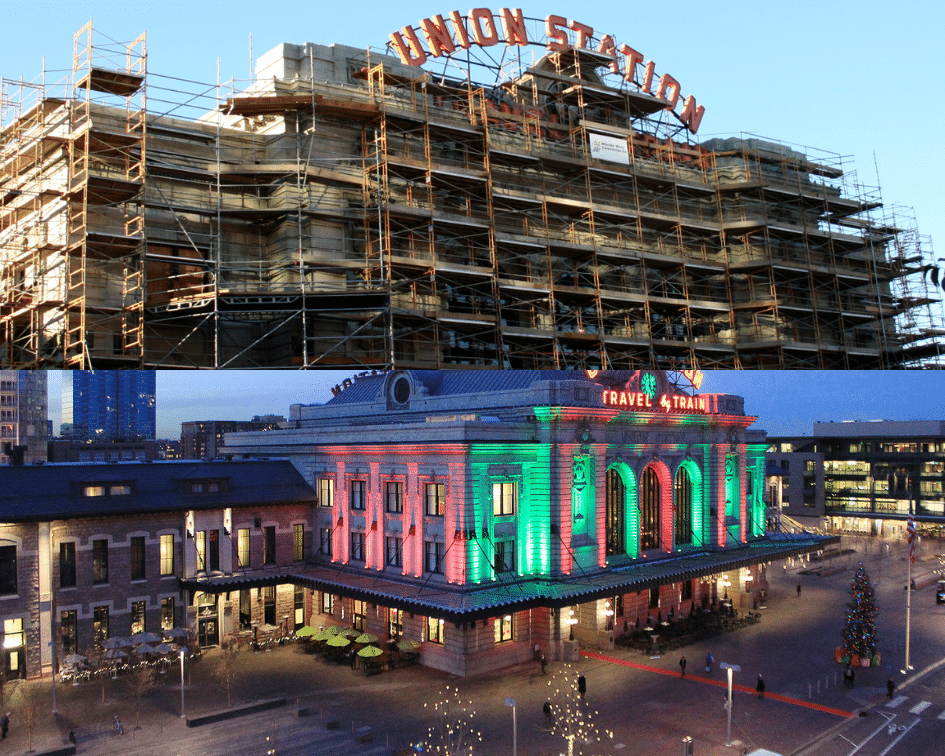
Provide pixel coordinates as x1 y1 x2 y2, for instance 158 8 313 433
1 19 942 369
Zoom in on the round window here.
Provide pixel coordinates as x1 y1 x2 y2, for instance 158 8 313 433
393 376 411 405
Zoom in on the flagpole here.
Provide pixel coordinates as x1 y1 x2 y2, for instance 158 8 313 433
904 489 915 674
904 542 911 673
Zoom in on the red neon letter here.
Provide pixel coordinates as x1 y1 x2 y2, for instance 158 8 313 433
641 60 656 94
469 8 499 47
597 34 619 74
449 10 472 49
569 20 593 49
545 14 568 51
679 95 706 134
420 15 457 58
390 27 428 66
500 8 528 46
618 44 644 85
656 73 681 110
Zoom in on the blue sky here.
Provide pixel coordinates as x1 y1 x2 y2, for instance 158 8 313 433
1 0 942 266
46 371 945 440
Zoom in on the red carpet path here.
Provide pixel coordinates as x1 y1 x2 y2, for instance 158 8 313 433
581 650 855 718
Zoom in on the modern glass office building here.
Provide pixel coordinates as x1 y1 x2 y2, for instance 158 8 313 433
62 371 156 441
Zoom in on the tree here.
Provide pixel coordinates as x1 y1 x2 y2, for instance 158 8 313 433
840 563 879 665
213 639 244 709
421 684 481 755
545 664 613 756
125 665 157 730
14 683 40 754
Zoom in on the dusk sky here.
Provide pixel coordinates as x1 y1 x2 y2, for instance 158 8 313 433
46 371 945 440
0 0 941 263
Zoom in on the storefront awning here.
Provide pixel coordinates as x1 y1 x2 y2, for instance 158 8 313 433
180 532 837 623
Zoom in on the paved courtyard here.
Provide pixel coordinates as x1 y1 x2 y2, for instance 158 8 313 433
5 534 943 756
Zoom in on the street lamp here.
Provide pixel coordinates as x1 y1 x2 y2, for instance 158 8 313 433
719 662 740 746
180 647 187 719
48 641 57 714
504 698 517 756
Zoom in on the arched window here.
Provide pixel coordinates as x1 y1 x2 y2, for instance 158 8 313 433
606 469 625 556
640 467 660 550
674 467 693 546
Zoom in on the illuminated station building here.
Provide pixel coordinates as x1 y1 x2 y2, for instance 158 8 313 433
221 370 834 676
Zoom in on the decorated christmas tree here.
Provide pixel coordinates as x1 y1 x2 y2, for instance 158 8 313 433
836 562 880 667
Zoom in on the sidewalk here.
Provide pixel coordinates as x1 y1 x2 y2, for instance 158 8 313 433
7 535 941 756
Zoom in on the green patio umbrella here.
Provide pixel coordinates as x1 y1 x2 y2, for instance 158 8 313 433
357 645 383 657
398 638 421 652
326 634 351 647
354 632 378 644
313 627 339 641
295 626 317 638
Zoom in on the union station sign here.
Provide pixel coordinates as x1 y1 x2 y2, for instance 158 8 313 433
389 8 705 133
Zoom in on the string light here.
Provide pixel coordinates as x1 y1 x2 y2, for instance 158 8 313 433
545 663 614 756
420 684 483 755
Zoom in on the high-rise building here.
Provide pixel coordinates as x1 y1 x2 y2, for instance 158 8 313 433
62 371 156 441
0 370 48 463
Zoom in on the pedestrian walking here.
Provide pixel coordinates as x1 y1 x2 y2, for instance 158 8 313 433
679 655 687 678
887 677 896 699
756 674 765 699
541 654 547 675
796 583 801 598
578 672 586 699
543 701 554 727
843 666 853 688
1 712 8 739
705 652 714 675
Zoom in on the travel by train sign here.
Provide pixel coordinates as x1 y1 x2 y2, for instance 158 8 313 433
388 9 705 133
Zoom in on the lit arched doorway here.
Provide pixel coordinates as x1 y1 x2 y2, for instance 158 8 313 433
674 467 693 546
640 467 660 550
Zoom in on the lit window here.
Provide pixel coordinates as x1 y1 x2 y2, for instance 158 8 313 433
492 482 517 517
84 486 105 497
353 600 366 631
319 478 335 507
425 483 445 516
131 600 146 635
389 608 403 639
322 592 334 615
237 528 251 568
427 616 444 644
3 618 23 650
494 615 513 643
161 597 175 630
160 534 175 576
110 485 131 496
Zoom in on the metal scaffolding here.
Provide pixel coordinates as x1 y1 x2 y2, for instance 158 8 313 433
0 23 941 368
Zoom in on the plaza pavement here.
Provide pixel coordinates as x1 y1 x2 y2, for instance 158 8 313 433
6 534 944 756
